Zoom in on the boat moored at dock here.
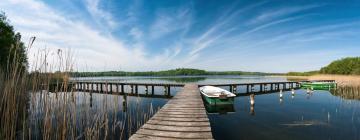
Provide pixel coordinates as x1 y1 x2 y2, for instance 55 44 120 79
200 86 236 105
300 81 337 90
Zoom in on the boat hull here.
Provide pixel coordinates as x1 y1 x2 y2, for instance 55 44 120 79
301 82 336 90
202 95 235 105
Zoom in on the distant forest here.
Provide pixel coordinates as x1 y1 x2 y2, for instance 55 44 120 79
70 68 270 77
287 57 360 76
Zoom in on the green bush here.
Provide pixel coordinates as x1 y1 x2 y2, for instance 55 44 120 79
320 57 360 75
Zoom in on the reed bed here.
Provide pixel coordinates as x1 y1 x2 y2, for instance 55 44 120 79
0 38 160 140
308 74 360 87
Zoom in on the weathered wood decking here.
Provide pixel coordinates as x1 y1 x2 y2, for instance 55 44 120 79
129 84 213 140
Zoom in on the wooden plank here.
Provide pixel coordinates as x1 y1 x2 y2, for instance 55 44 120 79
152 116 209 122
129 84 213 140
136 129 213 139
130 134 213 140
142 124 211 132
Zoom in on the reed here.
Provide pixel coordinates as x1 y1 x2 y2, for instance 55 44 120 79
308 74 360 87
0 38 159 140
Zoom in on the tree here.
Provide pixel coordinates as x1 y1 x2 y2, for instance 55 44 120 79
0 12 28 74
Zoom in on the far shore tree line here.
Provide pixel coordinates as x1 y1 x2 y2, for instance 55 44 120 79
286 57 360 76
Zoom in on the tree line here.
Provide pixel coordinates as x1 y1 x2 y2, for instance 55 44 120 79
70 68 270 77
287 57 360 76
0 12 28 74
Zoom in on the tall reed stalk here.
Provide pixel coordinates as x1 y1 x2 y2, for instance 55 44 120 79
0 38 159 140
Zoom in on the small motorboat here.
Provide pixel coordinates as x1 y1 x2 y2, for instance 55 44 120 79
199 86 236 105
300 81 337 90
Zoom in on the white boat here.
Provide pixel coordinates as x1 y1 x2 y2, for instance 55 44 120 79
199 86 236 105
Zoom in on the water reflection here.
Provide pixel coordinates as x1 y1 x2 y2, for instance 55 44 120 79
209 88 360 140
331 86 360 100
205 103 235 114
249 94 255 116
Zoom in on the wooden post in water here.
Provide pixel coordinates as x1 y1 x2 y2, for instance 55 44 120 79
135 85 138 94
121 84 124 93
145 86 148 95
250 94 255 116
116 84 119 93
130 85 134 94
246 85 250 93
91 83 94 93
271 84 273 91
167 86 171 96
229 86 233 93
260 84 263 92
100 83 103 92
164 86 167 95
283 83 286 90
152 86 155 95
264 84 268 91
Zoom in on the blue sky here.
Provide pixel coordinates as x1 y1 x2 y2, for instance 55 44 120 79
1 0 360 72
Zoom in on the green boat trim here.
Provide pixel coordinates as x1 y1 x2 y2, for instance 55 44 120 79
199 86 236 105
300 82 337 90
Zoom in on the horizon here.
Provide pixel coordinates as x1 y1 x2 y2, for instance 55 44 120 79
1 0 360 73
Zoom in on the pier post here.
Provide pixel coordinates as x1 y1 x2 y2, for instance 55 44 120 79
229 86 233 93
100 83 103 92
121 84 124 93
116 84 119 93
167 86 171 96
152 86 155 95
135 85 138 94
264 84 268 91
109 83 113 94
283 83 286 90
260 84 263 92
91 83 94 93
246 85 250 93
271 84 273 91
145 86 148 95
130 85 134 93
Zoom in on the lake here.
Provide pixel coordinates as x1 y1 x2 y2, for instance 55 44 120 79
45 75 360 140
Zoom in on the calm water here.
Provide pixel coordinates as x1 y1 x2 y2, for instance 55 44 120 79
68 76 360 140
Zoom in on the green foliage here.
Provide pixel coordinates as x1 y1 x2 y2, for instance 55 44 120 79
286 71 319 76
320 57 360 75
0 12 28 73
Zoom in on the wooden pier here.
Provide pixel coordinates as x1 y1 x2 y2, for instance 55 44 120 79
129 84 213 140
71 81 318 97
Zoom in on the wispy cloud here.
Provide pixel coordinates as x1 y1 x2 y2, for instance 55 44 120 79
85 0 117 29
0 0 177 71
149 7 192 39
248 4 323 25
